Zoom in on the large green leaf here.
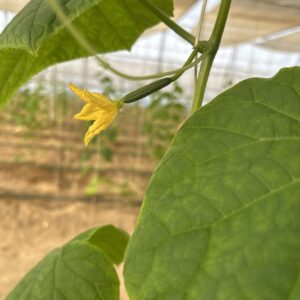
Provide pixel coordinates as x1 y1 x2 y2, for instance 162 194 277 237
6 225 129 300
0 0 173 104
124 67 300 299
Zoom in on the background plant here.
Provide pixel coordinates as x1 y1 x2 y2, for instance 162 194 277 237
8 83 49 129
143 82 186 159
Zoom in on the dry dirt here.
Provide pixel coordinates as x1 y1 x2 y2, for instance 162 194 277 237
0 198 139 299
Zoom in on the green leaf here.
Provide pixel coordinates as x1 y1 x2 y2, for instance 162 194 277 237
124 67 300 299
75 225 130 265
0 0 173 104
6 225 129 300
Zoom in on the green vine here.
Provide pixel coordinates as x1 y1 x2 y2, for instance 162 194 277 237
192 0 232 112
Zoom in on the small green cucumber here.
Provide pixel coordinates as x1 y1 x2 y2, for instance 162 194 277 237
122 77 173 103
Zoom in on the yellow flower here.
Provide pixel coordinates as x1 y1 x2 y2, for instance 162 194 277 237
69 83 122 146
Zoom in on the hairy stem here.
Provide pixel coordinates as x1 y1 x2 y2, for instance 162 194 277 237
99 51 202 81
191 0 232 112
122 49 201 103
138 0 196 46
172 48 201 81
48 0 203 82
194 0 208 79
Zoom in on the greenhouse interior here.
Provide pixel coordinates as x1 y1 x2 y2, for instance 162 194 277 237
0 0 300 299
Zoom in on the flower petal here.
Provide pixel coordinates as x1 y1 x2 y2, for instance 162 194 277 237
70 83 122 145
74 103 103 121
83 109 118 145
84 119 108 146
69 83 111 107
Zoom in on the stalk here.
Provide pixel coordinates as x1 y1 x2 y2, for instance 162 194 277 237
138 0 195 45
191 0 232 112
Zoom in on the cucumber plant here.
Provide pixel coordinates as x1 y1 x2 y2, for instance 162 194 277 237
7 82 49 129
143 82 186 159
1 0 299 299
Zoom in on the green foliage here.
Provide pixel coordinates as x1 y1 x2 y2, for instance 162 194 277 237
84 175 102 195
87 225 129 265
6 225 129 300
8 83 48 128
5 82 71 130
2 0 300 299
98 76 118 99
100 126 119 161
144 82 186 159
100 146 114 162
0 0 173 104
93 76 119 161
124 67 300 299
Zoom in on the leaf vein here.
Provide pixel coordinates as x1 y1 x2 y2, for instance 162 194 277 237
254 101 300 123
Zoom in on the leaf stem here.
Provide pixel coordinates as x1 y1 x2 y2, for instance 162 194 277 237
122 49 202 103
171 48 200 81
191 0 232 112
98 51 202 81
47 0 203 82
194 0 208 80
138 0 196 46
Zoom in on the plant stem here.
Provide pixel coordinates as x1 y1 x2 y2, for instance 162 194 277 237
138 0 196 46
171 48 200 81
48 0 203 82
191 0 232 112
194 0 208 46
194 0 208 83
98 51 202 81
122 49 201 104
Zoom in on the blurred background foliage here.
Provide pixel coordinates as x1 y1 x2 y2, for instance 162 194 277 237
0 72 187 203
